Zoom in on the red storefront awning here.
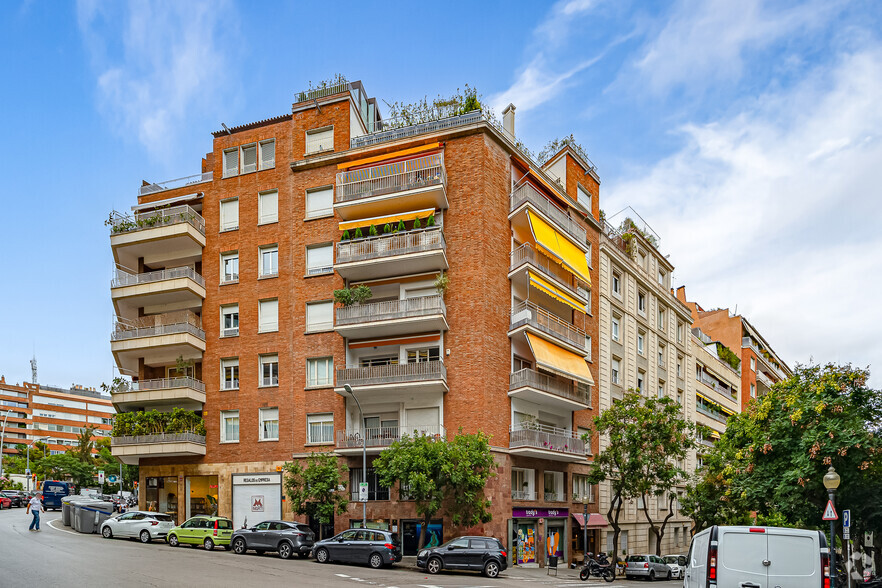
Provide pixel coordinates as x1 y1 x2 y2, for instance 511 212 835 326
572 513 609 528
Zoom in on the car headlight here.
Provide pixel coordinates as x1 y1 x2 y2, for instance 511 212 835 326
418 550 428 558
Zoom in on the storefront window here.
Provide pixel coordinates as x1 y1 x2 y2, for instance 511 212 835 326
350 518 391 531
187 475 219 517
145 477 178 517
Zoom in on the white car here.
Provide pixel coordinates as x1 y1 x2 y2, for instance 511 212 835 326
100 511 175 543
663 554 687 579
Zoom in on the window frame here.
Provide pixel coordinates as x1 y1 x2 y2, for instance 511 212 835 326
221 304 239 338
611 358 621 385
220 197 239 232
258 244 279 278
258 298 279 333
220 251 239 284
306 356 334 388
305 126 334 155
259 407 279 441
222 148 238 178
305 185 334 220
307 413 334 445
259 139 276 170
259 354 279 387
220 410 239 443
305 300 334 333
612 270 622 297
221 357 240 391
306 243 334 276
240 143 258 174
258 189 279 225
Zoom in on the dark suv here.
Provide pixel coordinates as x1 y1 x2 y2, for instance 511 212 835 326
417 536 508 578
230 520 315 559
313 528 402 569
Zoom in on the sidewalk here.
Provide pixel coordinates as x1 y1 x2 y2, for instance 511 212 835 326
399 556 588 581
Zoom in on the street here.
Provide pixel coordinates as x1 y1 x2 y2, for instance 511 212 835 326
0 509 668 588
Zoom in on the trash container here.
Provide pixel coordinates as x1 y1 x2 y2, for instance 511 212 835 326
73 500 98 534
92 501 115 532
61 496 75 527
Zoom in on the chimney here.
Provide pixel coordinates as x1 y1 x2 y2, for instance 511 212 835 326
502 103 516 140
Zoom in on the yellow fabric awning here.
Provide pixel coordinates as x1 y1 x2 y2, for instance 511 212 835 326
526 333 594 385
527 272 584 312
720 406 736 416
709 430 722 440
527 211 591 286
338 208 436 232
337 142 441 170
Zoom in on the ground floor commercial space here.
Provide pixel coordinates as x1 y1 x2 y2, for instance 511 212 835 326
600 519 694 559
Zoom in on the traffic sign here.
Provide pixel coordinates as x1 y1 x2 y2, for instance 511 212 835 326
107 475 118 483
98 470 105 484
843 509 851 528
822 500 838 521
358 482 369 503
844 528 851 540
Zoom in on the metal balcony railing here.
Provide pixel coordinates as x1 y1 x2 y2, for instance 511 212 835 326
336 153 446 203
509 424 588 456
696 371 736 400
511 182 587 246
351 109 484 149
509 368 590 406
126 377 206 394
336 424 446 449
138 172 213 196
756 370 773 388
336 226 445 265
112 266 205 289
544 492 566 503
742 337 787 380
510 301 588 352
511 490 537 501
112 433 206 446
337 360 446 388
295 80 353 103
510 243 588 301
696 404 728 424
112 310 205 341
336 295 445 326
109 204 205 236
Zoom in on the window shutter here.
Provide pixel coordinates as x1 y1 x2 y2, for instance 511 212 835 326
306 128 334 153
241 145 257 173
259 140 275 169
307 302 333 332
259 190 278 224
306 187 333 218
221 199 238 230
307 244 332 274
223 150 238 177
259 299 279 332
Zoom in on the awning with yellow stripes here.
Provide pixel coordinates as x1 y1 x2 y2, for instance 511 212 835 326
527 272 584 313
338 208 436 232
527 211 591 286
526 332 594 385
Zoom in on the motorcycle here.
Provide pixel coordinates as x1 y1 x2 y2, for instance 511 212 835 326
579 552 616 582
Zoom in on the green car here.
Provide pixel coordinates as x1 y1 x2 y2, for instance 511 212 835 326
166 516 234 551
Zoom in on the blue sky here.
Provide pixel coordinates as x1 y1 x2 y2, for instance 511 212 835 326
1 0 881 389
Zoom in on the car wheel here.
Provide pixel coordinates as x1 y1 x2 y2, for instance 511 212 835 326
483 560 501 578
369 553 384 569
102 526 112 539
278 542 293 560
204 537 215 551
666 570 671 580
649 569 656 581
139 530 151 544
168 534 179 547
233 538 247 555
315 547 330 563
427 557 442 574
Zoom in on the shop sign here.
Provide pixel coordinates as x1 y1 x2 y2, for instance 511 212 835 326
251 495 264 512
232 473 281 486
512 507 569 518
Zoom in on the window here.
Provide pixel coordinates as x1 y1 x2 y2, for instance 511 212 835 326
636 371 645 393
259 354 279 387
221 358 239 390
612 271 621 296
306 186 333 219
637 331 645 355
307 413 334 444
658 344 666 367
259 244 278 277
511 467 535 500
577 184 592 211
349 467 389 501
659 493 668 510
407 347 440 363
573 474 593 502
258 190 278 225
220 198 239 231
750 383 756 398
259 407 279 441
619 530 628 553
585 242 592 268
658 382 665 399
223 148 238 177
677 355 683 377
306 243 333 275
611 315 620 341
258 299 279 333
240 143 258 174
658 269 666 287
543 471 564 502
306 301 333 333
611 358 621 385
221 305 239 337
221 252 239 283
585 335 592 361
637 291 646 314
677 390 683 405
677 322 684 343
306 127 334 154
750 357 756 371
259 139 275 170
657 307 666 332
307 357 334 388
221 411 239 442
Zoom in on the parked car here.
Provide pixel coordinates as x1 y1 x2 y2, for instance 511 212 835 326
0 494 11 509
100 511 174 543
684 525 829 588
166 516 234 551
313 528 402 569
40 480 70 510
417 536 508 578
230 520 315 559
1 491 24 508
663 554 687 580
625 554 672 581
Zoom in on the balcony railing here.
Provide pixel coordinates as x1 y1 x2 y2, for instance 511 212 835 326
337 295 445 326
756 370 773 388
127 377 206 394
509 368 590 406
509 424 587 456
112 266 205 289
138 172 213 197
544 492 566 503
511 182 587 245
510 243 588 300
510 301 587 352
336 226 445 265
109 204 206 236
336 152 446 203
112 432 206 446
742 337 787 379
699 438 716 448
337 360 446 388
351 109 484 149
696 371 736 400
112 310 205 341
511 490 537 501
336 424 446 450
696 404 728 424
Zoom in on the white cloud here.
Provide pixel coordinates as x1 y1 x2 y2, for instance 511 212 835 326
605 47 882 383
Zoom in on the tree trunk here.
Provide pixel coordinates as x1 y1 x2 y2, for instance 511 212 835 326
417 513 430 550
608 491 624 564
640 492 677 556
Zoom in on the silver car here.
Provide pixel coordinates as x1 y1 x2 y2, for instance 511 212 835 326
101 511 175 543
625 554 672 581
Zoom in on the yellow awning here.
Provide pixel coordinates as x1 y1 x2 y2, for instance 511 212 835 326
720 406 736 416
526 333 594 385
709 430 722 440
527 272 584 312
527 211 591 286
338 208 436 232
337 142 441 170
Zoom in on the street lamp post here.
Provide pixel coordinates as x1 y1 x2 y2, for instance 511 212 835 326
824 466 841 588
343 384 367 530
26 437 51 492
582 495 589 565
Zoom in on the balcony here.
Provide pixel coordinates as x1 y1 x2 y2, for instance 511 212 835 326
509 424 588 463
335 227 448 281
510 183 587 248
110 205 206 270
756 369 773 390
111 266 206 320
510 301 588 355
336 295 448 339
111 432 206 465
335 360 448 396
351 108 484 149
138 172 213 197
742 337 787 380
544 492 566 503
111 310 206 376
335 153 447 220
335 424 446 456
696 371 737 402
509 368 590 411
111 377 206 412
510 243 589 304
511 490 537 501
696 404 729 425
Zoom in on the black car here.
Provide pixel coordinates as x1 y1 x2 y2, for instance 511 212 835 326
0 491 24 508
417 536 508 578
313 528 402 569
230 520 315 559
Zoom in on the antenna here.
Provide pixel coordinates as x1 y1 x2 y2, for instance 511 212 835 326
30 354 37 384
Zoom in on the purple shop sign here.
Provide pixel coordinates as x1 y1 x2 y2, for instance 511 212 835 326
512 507 569 518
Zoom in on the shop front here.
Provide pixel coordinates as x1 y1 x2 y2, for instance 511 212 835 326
186 475 219 518
401 520 443 555
145 476 179 520
509 507 569 568
231 472 282 529
571 512 608 563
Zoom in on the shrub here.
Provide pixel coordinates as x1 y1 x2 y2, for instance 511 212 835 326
413 217 422 229
397 220 406 232
369 224 378 236
384 223 392 234
354 227 363 239
341 230 350 241
351 285 373 305
426 215 436 227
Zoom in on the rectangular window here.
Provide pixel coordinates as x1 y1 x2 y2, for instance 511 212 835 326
306 127 334 154
307 413 334 444
349 468 389 501
259 407 279 441
612 271 621 296
750 357 756 371
306 186 334 219
306 244 333 275
258 299 279 333
677 390 683 405
658 269 666 287
751 383 756 397
658 382 665 399
585 242 592 268
611 358 621 385
578 426 592 454
221 252 239 283
511 467 535 500
619 530 628 553
658 344 666 367
221 410 239 442
611 315 620 341
406 347 440 363
220 198 239 231
306 301 333 333
638 291 646 313
657 307 665 332
677 322 684 343
543 471 564 502
221 305 239 338
258 190 278 225
637 331 645 355
259 245 278 277
307 357 334 388
677 355 683 377
223 149 238 178
577 184 592 211
240 143 258 174
259 354 279 387
221 358 239 390
259 139 275 170
636 371 644 393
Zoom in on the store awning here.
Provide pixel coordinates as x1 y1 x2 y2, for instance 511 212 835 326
338 208 436 232
572 513 608 528
528 272 584 313
527 211 591 285
526 333 594 385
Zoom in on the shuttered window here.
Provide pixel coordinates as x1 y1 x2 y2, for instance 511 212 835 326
258 190 278 224
223 149 238 177
258 299 279 333
306 127 334 154
220 198 238 231
306 301 333 332
260 408 279 441
259 139 275 170
305 186 333 219
307 413 334 444
221 411 239 442
241 144 258 174
306 244 332 275
307 357 333 387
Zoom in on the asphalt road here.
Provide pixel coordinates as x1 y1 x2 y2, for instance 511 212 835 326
0 507 659 588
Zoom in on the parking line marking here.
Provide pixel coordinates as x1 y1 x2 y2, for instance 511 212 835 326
336 574 351 578
47 520 80 536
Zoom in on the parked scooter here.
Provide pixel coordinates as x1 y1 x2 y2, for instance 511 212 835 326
579 552 616 582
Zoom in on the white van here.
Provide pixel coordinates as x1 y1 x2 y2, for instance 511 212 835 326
684 526 830 588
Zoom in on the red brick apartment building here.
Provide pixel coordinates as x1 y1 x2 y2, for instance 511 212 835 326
108 79 603 565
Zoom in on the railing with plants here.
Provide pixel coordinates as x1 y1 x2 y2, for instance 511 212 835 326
336 225 445 264
111 408 206 440
294 74 351 103
544 491 566 502
107 204 205 236
337 360 447 387
128 377 206 394
537 134 597 172
112 310 205 341
337 295 445 325
112 266 205 289
336 152 446 202
510 182 587 245
510 300 588 352
138 172 213 197
510 243 588 299
336 424 446 449
509 368 590 406
742 336 787 379
509 423 587 456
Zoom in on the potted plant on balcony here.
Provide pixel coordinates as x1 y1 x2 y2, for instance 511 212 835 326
369 224 378 237
341 230 351 241
434 272 449 298
383 223 392 234
353 227 364 239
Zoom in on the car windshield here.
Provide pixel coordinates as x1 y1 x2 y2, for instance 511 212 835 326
216 519 232 530
627 555 646 562
151 514 173 522
664 556 679 564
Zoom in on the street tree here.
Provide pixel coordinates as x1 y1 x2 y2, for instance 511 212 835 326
37 453 94 487
72 426 96 463
283 452 348 539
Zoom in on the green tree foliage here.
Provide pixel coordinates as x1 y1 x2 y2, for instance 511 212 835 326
283 453 348 540
72 426 96 463
111 409 206 437
38 454 95 488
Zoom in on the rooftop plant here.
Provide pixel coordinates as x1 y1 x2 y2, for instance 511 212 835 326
112 408 206 437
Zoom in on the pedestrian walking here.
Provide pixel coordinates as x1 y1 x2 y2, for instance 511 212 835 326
26 492 45 531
